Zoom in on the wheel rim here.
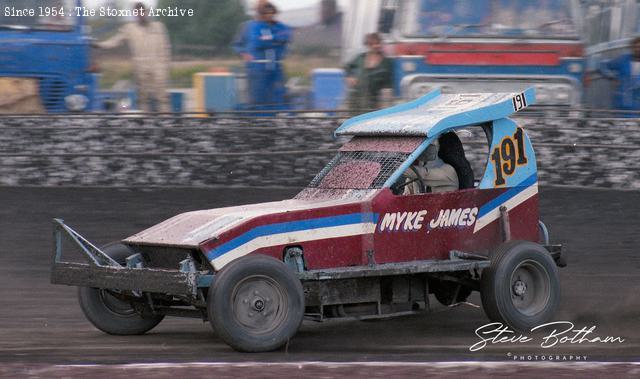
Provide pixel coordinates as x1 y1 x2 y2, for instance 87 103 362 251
99 290 137 317
231 275 288 335
509 259 551 316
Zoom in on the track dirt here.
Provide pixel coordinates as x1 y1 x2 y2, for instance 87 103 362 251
0 186 638 375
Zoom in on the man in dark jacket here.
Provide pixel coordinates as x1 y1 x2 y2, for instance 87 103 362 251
345 33 393 110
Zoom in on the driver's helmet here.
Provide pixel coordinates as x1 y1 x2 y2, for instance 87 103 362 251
417 140 439 164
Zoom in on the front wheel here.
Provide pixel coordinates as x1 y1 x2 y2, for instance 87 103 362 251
208 255 304 352
77 243 164 335
480 240 560 332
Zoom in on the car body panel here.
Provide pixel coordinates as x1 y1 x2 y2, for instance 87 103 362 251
371 186 538 263
123 197 373 249
335 87 535 137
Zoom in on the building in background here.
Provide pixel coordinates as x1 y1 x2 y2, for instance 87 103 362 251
292 0 343 55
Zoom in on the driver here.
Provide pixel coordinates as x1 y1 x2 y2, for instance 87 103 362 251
403 141 459 195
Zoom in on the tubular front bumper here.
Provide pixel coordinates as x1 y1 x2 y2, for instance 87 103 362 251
50 219 212 297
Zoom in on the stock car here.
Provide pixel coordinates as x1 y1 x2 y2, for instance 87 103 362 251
51 87 565 352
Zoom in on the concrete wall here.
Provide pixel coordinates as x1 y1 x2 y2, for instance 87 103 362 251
1 116 638 189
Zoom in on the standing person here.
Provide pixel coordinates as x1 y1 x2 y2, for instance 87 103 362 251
95 2 171 112
232 0 269 63
599 36 640 111
345 32 393 111
233 2 291 111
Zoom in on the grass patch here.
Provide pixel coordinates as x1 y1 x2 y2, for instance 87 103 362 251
98 55 341 89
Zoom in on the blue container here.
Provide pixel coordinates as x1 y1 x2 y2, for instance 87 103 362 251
169 90 186 113
194 73 238 112
312 69 346 110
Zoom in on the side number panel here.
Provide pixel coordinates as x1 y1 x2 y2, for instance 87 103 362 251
479 118 537 189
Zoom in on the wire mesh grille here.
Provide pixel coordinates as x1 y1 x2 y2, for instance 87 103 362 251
307 151 409 189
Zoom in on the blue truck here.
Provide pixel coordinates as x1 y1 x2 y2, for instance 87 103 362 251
0 0 98 113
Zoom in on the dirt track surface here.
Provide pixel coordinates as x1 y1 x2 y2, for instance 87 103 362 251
2 362 640 378
1 186 638 376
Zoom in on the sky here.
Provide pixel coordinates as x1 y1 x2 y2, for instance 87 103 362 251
84 0 347 11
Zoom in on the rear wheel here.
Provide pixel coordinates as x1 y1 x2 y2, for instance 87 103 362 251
480 240 559 332
208 255 304 352
77 243 164 335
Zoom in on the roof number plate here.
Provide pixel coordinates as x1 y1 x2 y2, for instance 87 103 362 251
512 92 528 112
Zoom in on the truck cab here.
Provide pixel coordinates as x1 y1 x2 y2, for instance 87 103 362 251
343 0 585 106
0 0 97 113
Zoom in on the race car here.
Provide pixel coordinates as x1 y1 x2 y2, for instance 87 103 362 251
51 87 565 352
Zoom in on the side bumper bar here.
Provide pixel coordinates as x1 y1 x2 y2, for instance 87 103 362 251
298 255 490 281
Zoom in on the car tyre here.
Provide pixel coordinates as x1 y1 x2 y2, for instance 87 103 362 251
480 240 559 332
208 255 305 352
77 242 164 335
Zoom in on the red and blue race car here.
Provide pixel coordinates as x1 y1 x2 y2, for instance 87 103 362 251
52 88 565 352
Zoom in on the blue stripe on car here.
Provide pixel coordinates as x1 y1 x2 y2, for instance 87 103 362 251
477 173 538 219
206 212 380 261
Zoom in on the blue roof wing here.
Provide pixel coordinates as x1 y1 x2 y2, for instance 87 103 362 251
335 88 535 137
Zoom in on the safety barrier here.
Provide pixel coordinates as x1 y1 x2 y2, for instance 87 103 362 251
0 113 639 190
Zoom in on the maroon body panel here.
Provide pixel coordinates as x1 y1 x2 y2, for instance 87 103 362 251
199 187 539 270
371 188 538 263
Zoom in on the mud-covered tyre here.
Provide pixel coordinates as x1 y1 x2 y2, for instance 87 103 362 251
77 243 164 335
481 240 559 332
208 255 304 352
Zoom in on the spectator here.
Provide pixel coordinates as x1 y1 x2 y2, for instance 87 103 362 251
95 2 171 112
345 32 393 111
232 0 269 63
599 36 640 110
233 2 291 111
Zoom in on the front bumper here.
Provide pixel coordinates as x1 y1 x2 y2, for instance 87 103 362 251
50 219 212 298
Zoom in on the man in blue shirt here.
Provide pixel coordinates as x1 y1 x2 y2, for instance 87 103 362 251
233 2 291 111
600 37 640 111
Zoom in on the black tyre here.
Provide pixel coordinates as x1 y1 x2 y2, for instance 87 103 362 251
208 255 304 352
481 240 560 332
77 243 164 335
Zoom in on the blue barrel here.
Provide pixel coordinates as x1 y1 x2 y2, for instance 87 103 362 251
169 90 187 113
311 68 346 110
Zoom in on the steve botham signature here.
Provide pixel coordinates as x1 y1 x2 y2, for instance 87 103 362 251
469 321 625 351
